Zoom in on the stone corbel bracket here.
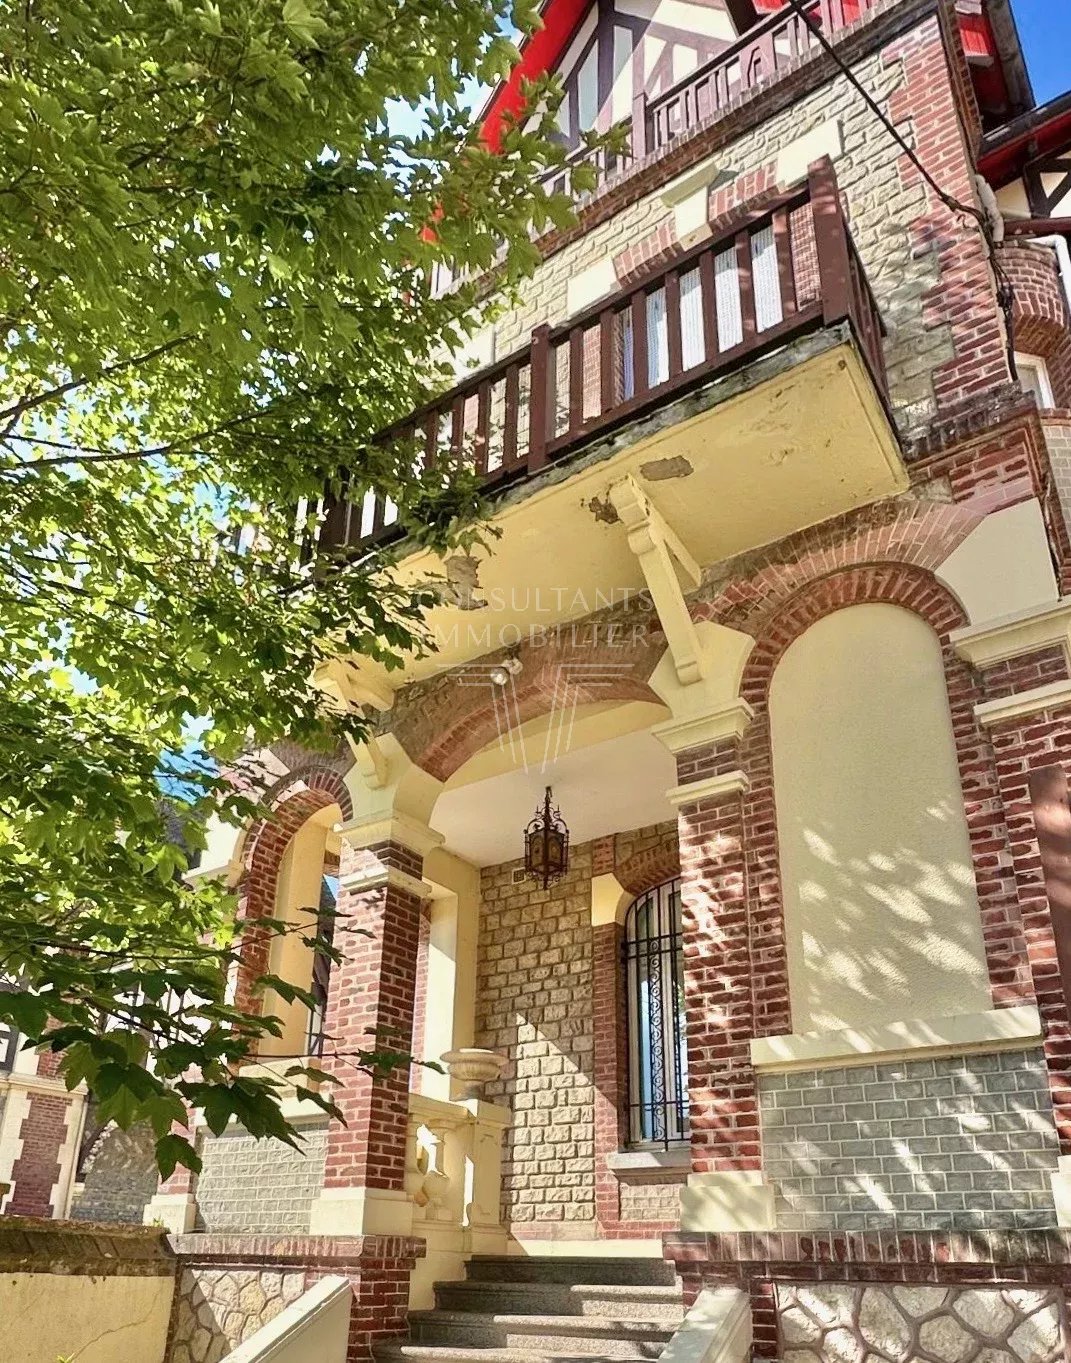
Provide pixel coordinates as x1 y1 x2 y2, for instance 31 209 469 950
609 475 704 686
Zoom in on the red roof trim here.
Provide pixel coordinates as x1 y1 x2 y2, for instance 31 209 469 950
979 100 1071 187
479 0 590 151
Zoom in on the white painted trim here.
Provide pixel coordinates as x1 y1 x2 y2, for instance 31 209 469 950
950 596 1071 666
659 1288 751 1363
750 1004 1043 1072
336 811 445 857
219 1275 351 1363
652 701 753 754
666 771 749 806
974 680 1071 728
339 862 434 901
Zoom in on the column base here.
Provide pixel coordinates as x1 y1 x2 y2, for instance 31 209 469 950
144 1192 198 1234
679 1171 775 1231
309 1185 414 1236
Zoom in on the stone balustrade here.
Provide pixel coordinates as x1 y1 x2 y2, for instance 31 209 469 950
405 1091 511 1309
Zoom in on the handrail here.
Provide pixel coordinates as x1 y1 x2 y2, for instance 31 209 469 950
643 0 877 157
315 159 886 556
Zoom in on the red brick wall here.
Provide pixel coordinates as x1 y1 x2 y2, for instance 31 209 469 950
5 1053 73 1218
321 839 425 1194
886 17 1010 413
1004 239 1071 408
991 709 1071 1156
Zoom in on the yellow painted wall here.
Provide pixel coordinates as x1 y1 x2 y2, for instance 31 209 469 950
261 805 340 1058
2 1272 173 1363
769 603 991 1033
420 848 482 1098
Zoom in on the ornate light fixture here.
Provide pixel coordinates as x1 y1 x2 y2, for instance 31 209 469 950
524 786 570 890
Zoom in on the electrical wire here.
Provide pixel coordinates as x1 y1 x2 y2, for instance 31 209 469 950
780 0 1019 371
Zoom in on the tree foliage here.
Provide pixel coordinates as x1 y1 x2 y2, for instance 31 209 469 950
0 0 587 1174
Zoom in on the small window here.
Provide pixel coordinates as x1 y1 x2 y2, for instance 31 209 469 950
1016 352 1055 408
624 878 689 1146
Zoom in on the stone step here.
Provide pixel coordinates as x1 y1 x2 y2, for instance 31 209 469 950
408 1311 673 1358
464 1257 677 1288
434 1282 685 1324
375 1346 662 1363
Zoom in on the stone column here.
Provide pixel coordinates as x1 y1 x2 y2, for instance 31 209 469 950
4 1051 84 1218
309 812 443 1237
654 699 775 1231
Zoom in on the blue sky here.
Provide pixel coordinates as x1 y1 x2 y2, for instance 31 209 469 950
1012 0 1071 105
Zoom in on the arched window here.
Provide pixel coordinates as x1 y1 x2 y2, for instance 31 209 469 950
624 878 689 1146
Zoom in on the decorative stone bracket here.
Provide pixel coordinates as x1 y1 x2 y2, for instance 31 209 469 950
609 475 704 685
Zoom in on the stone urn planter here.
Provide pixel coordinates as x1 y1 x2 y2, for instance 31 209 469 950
441 1048 509 1098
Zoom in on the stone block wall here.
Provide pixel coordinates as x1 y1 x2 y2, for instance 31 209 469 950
476 842 598 1230
193 1123 328 1233
475 819 681 1233
71 1120 159 1225
760 1048 1061 1231
775 1282 1065 1363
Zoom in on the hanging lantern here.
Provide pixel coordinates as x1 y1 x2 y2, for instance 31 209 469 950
524 786 570 890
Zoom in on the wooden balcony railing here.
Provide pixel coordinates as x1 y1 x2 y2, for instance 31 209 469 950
539 0 877 200
316 159 885 555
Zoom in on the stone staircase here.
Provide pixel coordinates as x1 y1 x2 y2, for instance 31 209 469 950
374 1256 685 1363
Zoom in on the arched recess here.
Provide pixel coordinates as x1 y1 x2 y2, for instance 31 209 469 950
768 602 991 1032
237 769 352 1056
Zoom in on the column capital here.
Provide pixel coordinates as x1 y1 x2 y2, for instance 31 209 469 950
336 811 445 858
652 698 755 754
667 770 750 806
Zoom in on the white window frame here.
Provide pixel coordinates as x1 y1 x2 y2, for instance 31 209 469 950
1015 351 1055 409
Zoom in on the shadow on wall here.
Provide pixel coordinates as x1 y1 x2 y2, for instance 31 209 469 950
769 603 993 1034
169 1267 309 1363
70 1120 160 1225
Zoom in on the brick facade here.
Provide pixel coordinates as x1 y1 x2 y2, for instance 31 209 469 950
321 839 427 1196
1004 240 1071 407
480 6 1009 442
6 1053 76 1219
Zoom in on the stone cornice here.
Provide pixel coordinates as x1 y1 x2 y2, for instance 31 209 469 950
974 680 1071 729
666 770 750 806
651 700 755 754
336 812 444 858
339 863 433 902
750 1004 1042 1072
951 597 1071 667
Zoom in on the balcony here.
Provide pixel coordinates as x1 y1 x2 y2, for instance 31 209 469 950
317 160 899 571
541 0 880 198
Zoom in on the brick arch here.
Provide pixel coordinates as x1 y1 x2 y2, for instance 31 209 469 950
697 492 1014 641
736 564 1031 1042
405 656 665 784
740 562 968 699
234 767 352 1018
615 842 681 899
